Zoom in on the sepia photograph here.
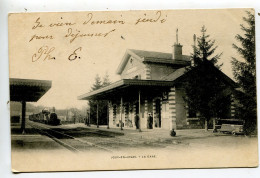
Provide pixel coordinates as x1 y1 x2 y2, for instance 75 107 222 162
8 8 258 172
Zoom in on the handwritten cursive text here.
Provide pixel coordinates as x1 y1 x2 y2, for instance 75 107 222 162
68 47 82 61
64 28 116 43
83 13 125 25
32 17 44 29
29 34 54 42
135 11 166 25
32 46 55 62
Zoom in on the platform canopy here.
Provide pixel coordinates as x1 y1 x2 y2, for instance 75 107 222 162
10 78 52 102
78 79 174 100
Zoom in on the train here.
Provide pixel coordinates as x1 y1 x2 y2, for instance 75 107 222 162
29 109 61 126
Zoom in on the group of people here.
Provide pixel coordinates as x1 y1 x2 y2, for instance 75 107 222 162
84 112 158 129
134 112 154 129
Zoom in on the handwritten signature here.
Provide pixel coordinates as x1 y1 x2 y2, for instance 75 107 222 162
32 46 55 62
32 46 82 62
68 47 82 61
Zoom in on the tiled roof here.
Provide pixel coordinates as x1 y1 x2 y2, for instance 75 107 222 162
160 67 187 81
128 49 173 59
162 61 238 88
78 79 174 100
10 78 52 87
129 49 190 63
10 78 52 102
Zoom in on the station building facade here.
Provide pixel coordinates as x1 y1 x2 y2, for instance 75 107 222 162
78 42 237 130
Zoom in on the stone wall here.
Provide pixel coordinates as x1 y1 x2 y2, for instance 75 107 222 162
175 87 187 129
168 87 177 130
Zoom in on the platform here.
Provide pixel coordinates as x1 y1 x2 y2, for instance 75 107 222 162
11 123 65 151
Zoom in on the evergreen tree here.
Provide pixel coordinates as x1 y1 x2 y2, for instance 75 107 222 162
231 11 256 135
195 26 223 68
89 74 111 126
99 72 111 125
91 74 102 91
102 72 111 87
184 26 230 130
89 75 102 125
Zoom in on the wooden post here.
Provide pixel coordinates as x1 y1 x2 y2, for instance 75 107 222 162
205 118 208 131
213 118 216 130
21 100 26 134
85 108 88 125
97 103 99 128
66 109 68 122
88 107 91 127
120 97 123 130
107 101 110 129
74 109 76 124
139 91 142 132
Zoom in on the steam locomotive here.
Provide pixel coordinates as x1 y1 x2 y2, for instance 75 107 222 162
29 109 61 126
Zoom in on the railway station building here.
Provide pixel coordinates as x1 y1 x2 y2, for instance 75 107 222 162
78 40 238 131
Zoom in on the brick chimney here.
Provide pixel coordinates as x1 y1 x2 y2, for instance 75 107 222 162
190 34 196 66
172 28 183 60
172 43 183 60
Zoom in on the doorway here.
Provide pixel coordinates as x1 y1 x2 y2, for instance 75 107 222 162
155 99 161 128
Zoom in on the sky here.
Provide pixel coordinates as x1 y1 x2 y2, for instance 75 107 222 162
9 8 251 109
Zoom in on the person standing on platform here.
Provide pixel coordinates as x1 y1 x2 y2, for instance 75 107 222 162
148 113 153 129
135 114 140 129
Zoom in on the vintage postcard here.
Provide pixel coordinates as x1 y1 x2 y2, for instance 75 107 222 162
9 9 258 172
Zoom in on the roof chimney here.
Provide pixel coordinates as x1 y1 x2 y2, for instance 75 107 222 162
191 34 196 66
172 28 183 60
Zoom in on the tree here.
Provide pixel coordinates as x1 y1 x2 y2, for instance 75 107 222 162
231 11 256 135
91 74 102 91
89 74 102 125
102 71 111 87
89 74 111 126
194 26 223 68
184 26 230 130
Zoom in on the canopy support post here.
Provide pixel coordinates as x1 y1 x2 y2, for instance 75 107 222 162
21 100 26 134
97 103 99 128
107 101 110 129
139 90 142 132
120 97 123 130
88 105 91 127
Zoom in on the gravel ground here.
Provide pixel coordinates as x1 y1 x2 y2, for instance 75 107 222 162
11 122 258 152
11 122 258 172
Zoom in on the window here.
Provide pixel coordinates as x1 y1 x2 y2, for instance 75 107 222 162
133 74 141 79
130 58 133 65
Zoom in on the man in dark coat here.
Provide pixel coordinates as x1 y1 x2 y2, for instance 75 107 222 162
148 113 153 129
135 114 140 129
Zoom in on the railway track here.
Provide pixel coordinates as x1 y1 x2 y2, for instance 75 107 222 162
27 121 167 152
27 121 113 153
